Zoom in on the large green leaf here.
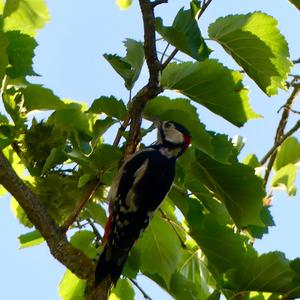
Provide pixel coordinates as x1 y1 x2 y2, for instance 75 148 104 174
208 12 292 96
156 8 210 61
104 39 144 90
161 60 260 127
137 215 182 287
21 85 65 112
5 31 38 78
274 137 300 171
227 252 300 297
3 0 50 36
185 149 265 228
109 278 135 300
272 164 297 196
288 0 300 11
18 229 44 248
59 269 85 300
182 197 256 274
88 96 127 120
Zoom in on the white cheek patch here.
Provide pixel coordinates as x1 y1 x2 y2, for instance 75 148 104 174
164 127 184 144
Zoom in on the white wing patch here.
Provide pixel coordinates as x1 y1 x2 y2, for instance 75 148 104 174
125 159 149 212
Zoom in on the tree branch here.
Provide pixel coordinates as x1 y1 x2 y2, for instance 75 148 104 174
0 151 94 279
124 0 162 159
62 179 100 231
261 84 300 185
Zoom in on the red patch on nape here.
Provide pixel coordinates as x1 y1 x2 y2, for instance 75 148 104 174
102 214 113 242
184 135 191 150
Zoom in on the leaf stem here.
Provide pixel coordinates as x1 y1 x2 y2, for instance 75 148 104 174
129 278 153 300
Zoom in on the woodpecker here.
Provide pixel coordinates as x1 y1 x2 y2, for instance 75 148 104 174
95 121 191 287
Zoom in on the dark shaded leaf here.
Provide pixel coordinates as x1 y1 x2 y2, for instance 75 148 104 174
18 230 44 248
156 8 210 61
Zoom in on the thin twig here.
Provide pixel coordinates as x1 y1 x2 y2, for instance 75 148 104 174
292 58 300 64
260 119 300 166
161 0 214 70
151 0 168 7
113 115 131 147
62 180 100 231
159 208 186 248
129 279 153 300
87 218 103 241
261 84 300 185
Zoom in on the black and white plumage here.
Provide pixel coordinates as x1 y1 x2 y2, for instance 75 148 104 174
95 121 191 286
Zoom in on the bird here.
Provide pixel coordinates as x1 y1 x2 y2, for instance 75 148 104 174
95 120 191 287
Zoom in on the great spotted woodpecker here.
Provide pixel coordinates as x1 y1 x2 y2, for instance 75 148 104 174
95 121 191 286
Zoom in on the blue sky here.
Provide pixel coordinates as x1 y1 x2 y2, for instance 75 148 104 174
1 0 300 299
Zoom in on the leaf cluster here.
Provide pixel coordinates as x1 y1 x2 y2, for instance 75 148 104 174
1 1 300 300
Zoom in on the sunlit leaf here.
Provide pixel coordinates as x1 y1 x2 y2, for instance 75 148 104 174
272 164 297 196
0 28 9 83
137 215 181 287
11 197 33 227
109 278 135 300
274 137 300 171
208 12 292 95
3 0 50 36
59 269 85 300
161 60 260 127
18 230 44 248
156 8 210 61
116 0 132 10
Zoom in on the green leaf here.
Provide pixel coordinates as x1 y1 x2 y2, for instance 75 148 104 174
42 146 68 174
85 202 107 227
186 149 265 228
92 117 117 147
189 210 255 273
104 39 144 90
109 278 135 300
88 96 127 120
177 248 211 299
5 31 38 78
78 173 96 188
137 215 182 287
156 8 210 61
0 29 9 83
70 230 97 259
18 230 44 248
90 144 122 171
272 164 297 196
11 197 33 227
227 252 300 297
116 0 133 10
161 60 260 127
243 154 260 168
21 85 65 112
3 0 50 36
208 12 292 96
274 137 300 171
59 269 85 300
289 0 300 10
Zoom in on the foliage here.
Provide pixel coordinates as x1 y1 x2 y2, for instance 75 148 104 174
0 0 300 300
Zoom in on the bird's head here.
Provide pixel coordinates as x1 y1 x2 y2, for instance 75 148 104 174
156 121 191 157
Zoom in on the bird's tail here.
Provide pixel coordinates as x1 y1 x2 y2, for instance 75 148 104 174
95 242 129 287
